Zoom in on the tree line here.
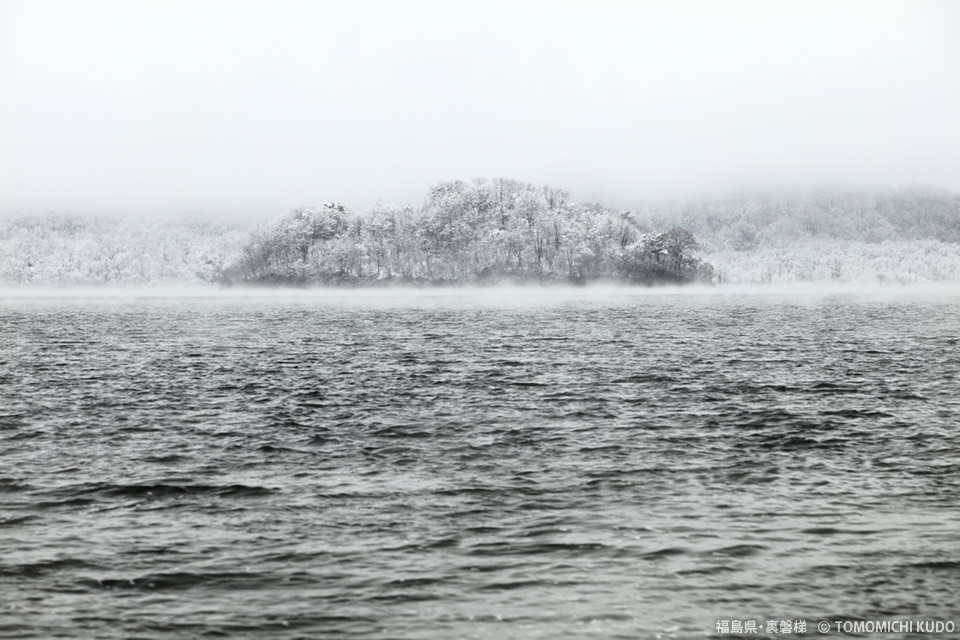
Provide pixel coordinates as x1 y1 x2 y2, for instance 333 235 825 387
3 182 956 286
645 185 960 251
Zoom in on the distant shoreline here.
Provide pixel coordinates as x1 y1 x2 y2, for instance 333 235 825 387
4 183 957 286
3 281 960 301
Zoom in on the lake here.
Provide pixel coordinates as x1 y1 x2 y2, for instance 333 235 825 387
1 286 958 639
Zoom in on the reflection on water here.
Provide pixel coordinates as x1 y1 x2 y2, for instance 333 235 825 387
1 290 958 638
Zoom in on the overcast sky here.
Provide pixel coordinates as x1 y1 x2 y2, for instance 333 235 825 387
1 0 958 216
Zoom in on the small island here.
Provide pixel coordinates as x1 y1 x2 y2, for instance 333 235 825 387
225 178 715 287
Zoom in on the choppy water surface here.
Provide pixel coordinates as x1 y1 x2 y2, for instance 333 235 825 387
1 288 959 639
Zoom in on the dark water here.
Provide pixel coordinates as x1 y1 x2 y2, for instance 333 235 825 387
2 289 959 639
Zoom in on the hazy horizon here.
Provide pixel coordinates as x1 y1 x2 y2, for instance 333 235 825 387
2 0 959 218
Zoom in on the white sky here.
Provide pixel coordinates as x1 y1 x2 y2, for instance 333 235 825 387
1 0 958 216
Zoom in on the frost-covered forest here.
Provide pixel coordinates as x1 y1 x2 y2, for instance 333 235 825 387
1 181 958 286
645 186 960 283
0 216 247 285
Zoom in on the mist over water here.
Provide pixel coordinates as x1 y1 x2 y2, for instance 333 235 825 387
2 281 960 303
2 291 958 638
